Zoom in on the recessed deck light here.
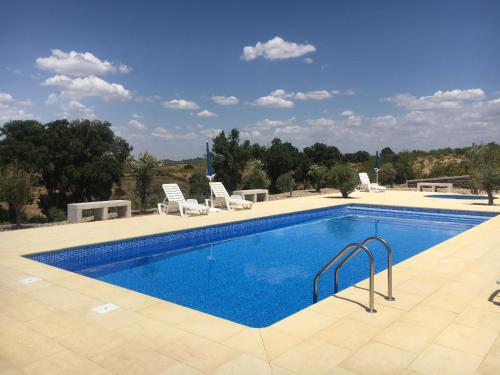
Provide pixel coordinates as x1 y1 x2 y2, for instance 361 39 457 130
92 303 120 314
19 277 42 284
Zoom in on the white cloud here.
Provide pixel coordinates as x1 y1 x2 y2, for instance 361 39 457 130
253 89 337 108
151 126 220 141
5 66 22 75
36 49 129 77
45 94 96 119
135 95 162 103
0 92 15 102
0 104 34 123
384 88 485 110
163 99 199 110
132 113 143 119
128 119 146 130
293 90 332 101
242 36 316 61
341 110 354 117
306 117 335 126
65 100 95 119
303 57 314 64
0 92 36 123
197 109 218 117
151 127 179 140
200 127 222 139
254 89 294 108
43 75 130 101
254 118 295 130
211 95 239 105
370 115 397 128
17 99 33 106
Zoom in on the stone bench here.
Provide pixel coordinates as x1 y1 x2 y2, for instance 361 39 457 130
417 182 453 193
232 189 269 203
67 200 131 223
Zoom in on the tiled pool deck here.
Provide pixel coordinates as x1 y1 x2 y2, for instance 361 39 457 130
1 190 499 374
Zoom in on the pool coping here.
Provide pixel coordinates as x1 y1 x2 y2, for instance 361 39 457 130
1 190 500 374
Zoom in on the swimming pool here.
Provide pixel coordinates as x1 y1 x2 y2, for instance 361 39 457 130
26 204 495 327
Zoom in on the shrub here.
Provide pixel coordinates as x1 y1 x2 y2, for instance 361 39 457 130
0 206 9 223
307 164 328 192
0 165 34 227
29 215 49 224
329 164 357 198
241 160 271 190
131 188 164 211
47 207 66 222
188 169 210 202
130 152 161 212
276 171 296 197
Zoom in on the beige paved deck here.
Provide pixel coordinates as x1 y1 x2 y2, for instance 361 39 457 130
1 190 499 374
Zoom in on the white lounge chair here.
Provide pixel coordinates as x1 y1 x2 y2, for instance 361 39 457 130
358 172 386 192
158 184 209 216
209 182 253 210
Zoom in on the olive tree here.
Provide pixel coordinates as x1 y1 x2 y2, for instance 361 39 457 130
329 164 357 198
0 165 34 227
130 152 161 212
307 164 328 192
466 144 500 205
276 171 296 197
240 160 270 189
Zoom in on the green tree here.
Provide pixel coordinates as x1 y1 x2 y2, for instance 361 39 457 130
0 120 47 171
188 169 209 202
379 162 397 186
130 152 161 212
0 165 34 227
394 151 415 183
303 143 342 168
466 144 500 205
380 147 396 160
240 160 271 189
343 150 370 163
307 164 328 192
265 138 300 191
212 129 252 191
329 164 357 198
276 171 296 197
0 119 132 213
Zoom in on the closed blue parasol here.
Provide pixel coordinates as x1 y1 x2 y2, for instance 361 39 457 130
374 150 381 184
206 141 220 212
206 141 215 178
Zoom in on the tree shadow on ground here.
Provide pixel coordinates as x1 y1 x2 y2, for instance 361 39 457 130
323 195 361 199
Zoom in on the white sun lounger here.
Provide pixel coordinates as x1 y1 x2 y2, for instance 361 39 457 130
209 182 253 210
158 184 209 217
358 172 386 192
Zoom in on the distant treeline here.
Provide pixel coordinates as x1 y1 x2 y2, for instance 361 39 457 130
208 129 500 192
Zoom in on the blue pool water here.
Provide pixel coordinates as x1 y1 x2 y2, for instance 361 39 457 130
426 194 494 200
27 204 494 327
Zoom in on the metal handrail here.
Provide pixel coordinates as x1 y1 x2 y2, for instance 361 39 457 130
333 236 395 301
313 243 376 313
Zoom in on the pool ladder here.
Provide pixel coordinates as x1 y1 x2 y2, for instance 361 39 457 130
312 236 395 313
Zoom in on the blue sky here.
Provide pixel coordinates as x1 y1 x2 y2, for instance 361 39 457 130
1 0 500 159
